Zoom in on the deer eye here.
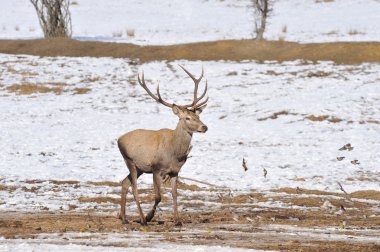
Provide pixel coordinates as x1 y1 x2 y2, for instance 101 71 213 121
186 117 191 121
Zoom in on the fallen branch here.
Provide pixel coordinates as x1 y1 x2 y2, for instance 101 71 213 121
179 176 226 189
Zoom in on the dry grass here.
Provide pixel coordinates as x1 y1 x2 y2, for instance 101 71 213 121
72 87 91 94
257 110 295 121
0 185 17 191
348 29 366 36
306 71 333 77
88 181 120 187
350 190 380 201
305 115 343 123
49 180 80 185
1 39 380 64
6 83 64 95
126 29 135 37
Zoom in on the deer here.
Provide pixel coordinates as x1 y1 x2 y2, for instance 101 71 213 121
117 65 208 226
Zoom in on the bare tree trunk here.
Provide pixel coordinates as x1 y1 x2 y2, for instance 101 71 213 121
252 0 270 41
30 0 72 38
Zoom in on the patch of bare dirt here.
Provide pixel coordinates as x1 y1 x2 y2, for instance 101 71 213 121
1 39 380 64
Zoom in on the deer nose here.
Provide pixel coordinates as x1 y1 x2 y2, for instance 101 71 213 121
201 125 208 132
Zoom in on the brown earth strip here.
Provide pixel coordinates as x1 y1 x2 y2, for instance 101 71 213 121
1 180 379 251
0 206 379 251
1 39 380 64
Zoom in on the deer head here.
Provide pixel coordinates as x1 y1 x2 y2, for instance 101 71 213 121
137 65 208 134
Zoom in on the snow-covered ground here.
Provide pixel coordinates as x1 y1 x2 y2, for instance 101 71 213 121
1 0 379 44
1 54 379 194
0 234 261 252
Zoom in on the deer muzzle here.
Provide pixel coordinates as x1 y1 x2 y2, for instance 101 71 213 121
198 125 208 133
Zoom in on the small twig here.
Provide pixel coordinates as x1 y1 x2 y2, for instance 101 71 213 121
179 176 225 189
337 182 348 195
263 167 267 178
242 158 248 171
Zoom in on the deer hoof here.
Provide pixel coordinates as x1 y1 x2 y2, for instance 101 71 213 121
174 220 183 227
145 211 155 222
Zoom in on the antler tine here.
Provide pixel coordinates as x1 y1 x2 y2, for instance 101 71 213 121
137 71 173 108
195 79 207 103
178 65 208 109
193 96 209 110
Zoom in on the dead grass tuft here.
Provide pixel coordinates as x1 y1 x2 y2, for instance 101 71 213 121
306 71 333 77
72 87 91 94
305 115 342 123
272 187 341 197
348 29 366 36
88 181 120 187
49 180 80 185
79 197 120 204
0 185 17 191
6 84 64 95
323 30 339 36
258 111 294 121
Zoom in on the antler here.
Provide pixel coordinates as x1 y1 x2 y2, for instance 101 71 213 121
178 65 208 110
137 66 208 110
138 71 174 108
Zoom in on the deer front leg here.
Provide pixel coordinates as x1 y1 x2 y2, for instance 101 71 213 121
171 176 182 226
146 172 162 222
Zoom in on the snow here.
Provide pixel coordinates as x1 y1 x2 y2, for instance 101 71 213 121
1 54 379 194
0 234 263 252
1 0 379 44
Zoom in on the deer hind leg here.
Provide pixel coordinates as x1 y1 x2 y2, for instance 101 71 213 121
127 160 146 225
171 176 182 226
146 172 163 222
120 159 143 224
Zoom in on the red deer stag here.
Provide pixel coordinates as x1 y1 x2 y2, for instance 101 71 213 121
117 66 208 226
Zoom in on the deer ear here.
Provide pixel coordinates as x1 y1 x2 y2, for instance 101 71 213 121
172 105 184 117
195 104 207 115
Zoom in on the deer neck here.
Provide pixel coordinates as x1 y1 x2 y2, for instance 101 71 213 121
172 120 192 157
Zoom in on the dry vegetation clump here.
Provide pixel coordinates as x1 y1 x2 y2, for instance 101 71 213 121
0 185 17 192
306 71 333 77
6 83 65 95
257 110 297 121
348 29 366 36
305 115 342 123
72 87 91 94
